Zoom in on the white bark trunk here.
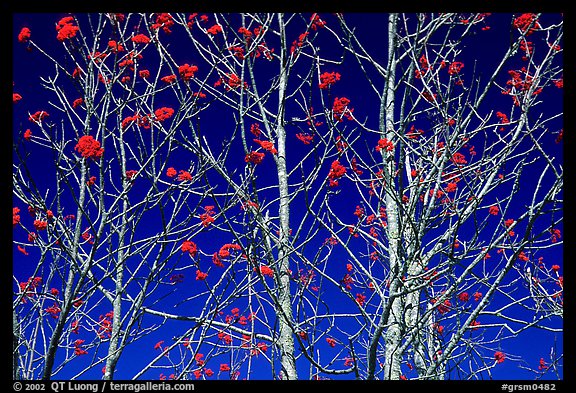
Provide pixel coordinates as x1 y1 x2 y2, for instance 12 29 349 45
13 310 20 380
381 13 403 381
275 13 297 380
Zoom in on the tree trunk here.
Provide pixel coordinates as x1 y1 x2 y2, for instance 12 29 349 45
42 159 90 380
274 13 297 380
381 13 403 380
13 310 20 380
103 126 130 380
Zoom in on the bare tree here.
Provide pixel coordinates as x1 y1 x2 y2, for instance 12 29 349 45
320 12 563 380
13 12 562 381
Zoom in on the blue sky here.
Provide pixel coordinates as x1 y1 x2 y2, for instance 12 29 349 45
12 12 563 381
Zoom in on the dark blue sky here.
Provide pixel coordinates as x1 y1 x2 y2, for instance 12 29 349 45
12 12 563 381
